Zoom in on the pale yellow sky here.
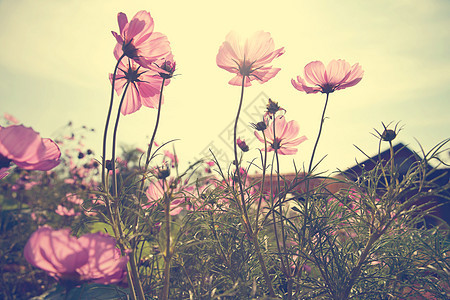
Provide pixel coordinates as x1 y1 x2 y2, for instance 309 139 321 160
0 0 449 173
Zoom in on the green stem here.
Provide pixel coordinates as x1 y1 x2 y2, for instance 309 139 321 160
102 53 126 191
101 55 126 273
308 92 330 173
271 117 288 277
275 149 289 276
145 78 166 169
110 81 146 300
233 76 250 225
133 78 166 246
232 76 275 297
111 83 130 198
389 140 397 186
161 180 171 300
342 232 380 299
252 233 275 297
255 132 268 230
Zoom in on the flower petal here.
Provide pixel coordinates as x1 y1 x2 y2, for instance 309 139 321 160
117 12 128 35
325 59 351 86
304 61 326 86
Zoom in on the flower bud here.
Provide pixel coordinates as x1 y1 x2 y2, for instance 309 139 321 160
105 160 113 171
266 98 281 115
251 121 267 131
237 138 249 152
156 165 170 179
381 129 396 142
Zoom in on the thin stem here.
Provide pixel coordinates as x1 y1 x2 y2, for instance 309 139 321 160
145 78 167 169
341 232 381 299
275 149 289 276
133 77 166 246
233 76 250 226
109 81 145 300
111 82 130 198
102 53 126 190
232 76 275 297
271 117 288 277
101 54 126 264
308 92 330 173
389 140 397 186
255 132 268 230
252 233 275 297
270 152 284 271
161 180 171 300
128 248 145 300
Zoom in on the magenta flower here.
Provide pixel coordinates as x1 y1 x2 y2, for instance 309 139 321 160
24 226 128 284
216 31 285 87
254 116 307 155
291 60 364 94
110 58 167 115
112 10 171 68
0 125 60 172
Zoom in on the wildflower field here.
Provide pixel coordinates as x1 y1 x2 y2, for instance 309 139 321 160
1 5 449 300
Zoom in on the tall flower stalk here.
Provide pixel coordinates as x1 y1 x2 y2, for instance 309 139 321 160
102 53 125 193
308 92 329 173
160 179 172 300
100 10 173 299
107 76 145 300
217 30 284 296
292 59 363 173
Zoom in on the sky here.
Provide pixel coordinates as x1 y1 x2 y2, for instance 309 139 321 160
0 0 449 175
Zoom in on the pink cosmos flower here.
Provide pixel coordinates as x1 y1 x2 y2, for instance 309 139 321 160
254 116 307 155
216 31 285 87
145 179 185 215
0 125 60 172
66 193 84 205
77 232 129 285
110 58 167 115
291 60 363 94
24 226 128 284
55 205 80 217
112 10 171 69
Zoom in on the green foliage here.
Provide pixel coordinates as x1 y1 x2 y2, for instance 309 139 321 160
1 118 449 299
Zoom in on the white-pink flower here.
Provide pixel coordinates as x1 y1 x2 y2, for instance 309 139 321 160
0 125 60 172
291 60 363 94
254 116 307 155
217 31 285 87
112 10 171 69
145 179 185 215
110 58 167 115
66 193 84 205
55 205 80 217
24 227 128 284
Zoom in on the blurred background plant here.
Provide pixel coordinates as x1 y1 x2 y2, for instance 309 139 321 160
1 111 449 299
